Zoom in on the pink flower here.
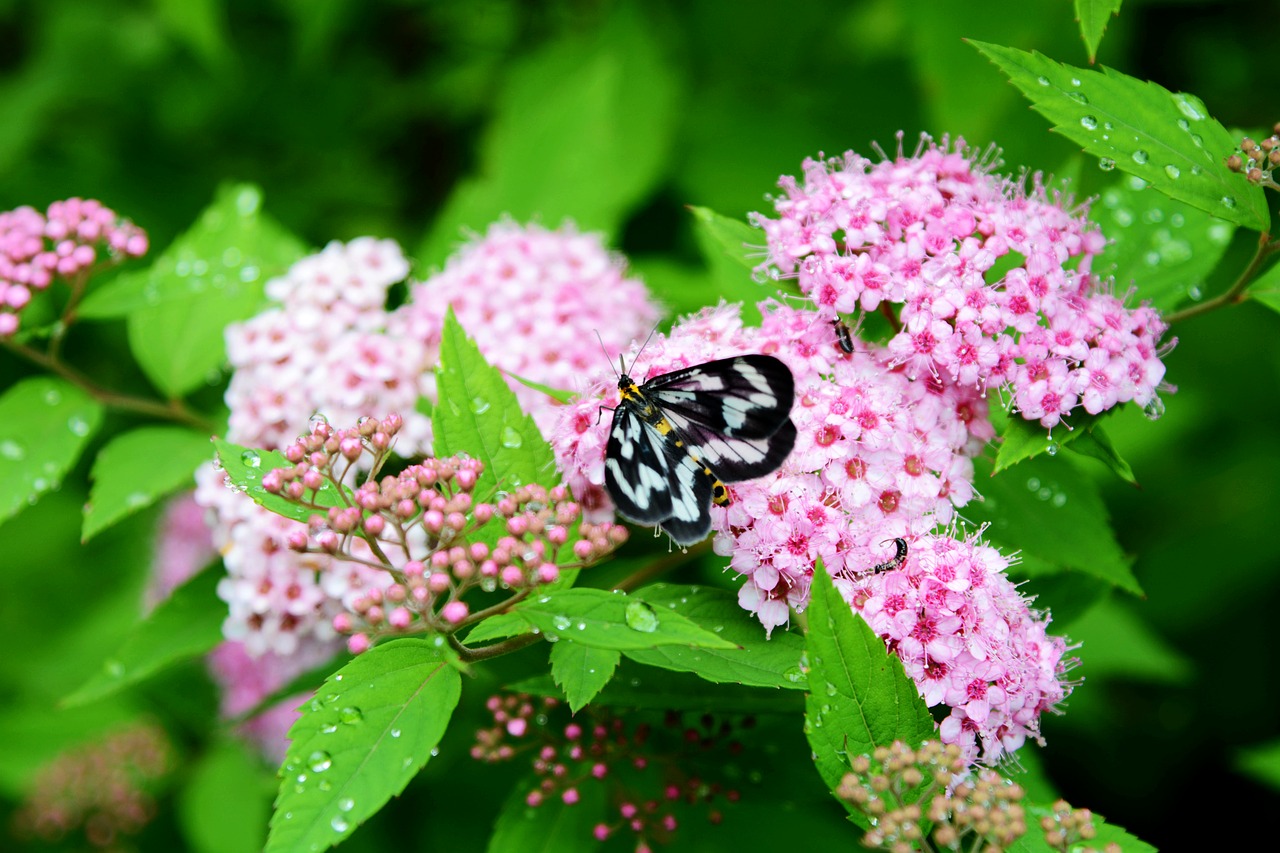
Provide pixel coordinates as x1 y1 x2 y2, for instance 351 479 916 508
751 136 1173 427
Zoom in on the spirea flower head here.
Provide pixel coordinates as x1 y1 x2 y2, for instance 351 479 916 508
553 302 990 633
837 531 1074 766
751 136 1173 427
0 198 147 336
393 220 662 436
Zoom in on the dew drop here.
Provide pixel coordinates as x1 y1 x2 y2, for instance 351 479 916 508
551 614 571 631
783 666 806 683
1025 477 1041 492
321 723 338 735
1036 76 1050 86
1143 398 1166 421
125 492 149 509
500 427 523 449
43 388 62 405
1098 158 1116 171
471 398 491 415
624 600 660 633
1037 487 1053 502
1164 164 1181 179
331 816 350 833
1066 92 1088 105
239 265 260 283
1051 492 1068 508
1080 115 1098 130
338 798 355 813
1173 94 1205 121
0 440 26 461
1131 149 1149 165
308 751 332 773
105 659 124 678
1220 196 1238 210
339 706 363 725
241 449 261 468
1045 441 1059 457
1187 284 1203 300
67 415 91 436
236 186 263 216
390 728 401 738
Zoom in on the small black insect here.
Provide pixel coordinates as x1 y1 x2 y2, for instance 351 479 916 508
870 537 909 573
832 319 855 354
604 354 796 545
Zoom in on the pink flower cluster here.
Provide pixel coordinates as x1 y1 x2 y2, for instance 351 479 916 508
837 532 1073 766
552 302 1072 761
0 198 148 336
751 137 1171 427
393 220 661 435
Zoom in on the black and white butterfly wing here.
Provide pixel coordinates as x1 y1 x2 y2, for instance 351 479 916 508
604 403 714 544
643 354 796 481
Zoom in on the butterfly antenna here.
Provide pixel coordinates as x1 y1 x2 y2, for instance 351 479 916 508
630 325 660 376
594 330 620 379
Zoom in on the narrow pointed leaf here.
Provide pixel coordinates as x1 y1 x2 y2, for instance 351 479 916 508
84 426 213 541
212 439 343 523
549 641 621 713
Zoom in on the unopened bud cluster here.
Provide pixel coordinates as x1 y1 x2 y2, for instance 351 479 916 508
838 740 1112 853
11 722 172 849
0 198 148 336
1226 125 1280 190
473 694 751 852
263 415 626 651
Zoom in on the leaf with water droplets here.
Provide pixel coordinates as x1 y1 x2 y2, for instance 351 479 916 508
63 561 224 707
212 438 344 523
803 560 934 826
506 664 804 714
968 455 1142 595
1067 423 1139 486
433 309 561 548
993 406 1104 473
83 426 214 541
971 42 1269 233
510 588 737 651
266 639 461 853
0 377 104 525
92 183 307 397
1094 174 1235 311
549 640 621 713
622 584 808 689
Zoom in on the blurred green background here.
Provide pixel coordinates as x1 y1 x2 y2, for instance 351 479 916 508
1 0 1277 850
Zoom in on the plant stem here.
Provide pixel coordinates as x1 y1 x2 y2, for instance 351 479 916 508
611 538 714 593
1 338 214 430
1165 231 1280 323
452 631 542 663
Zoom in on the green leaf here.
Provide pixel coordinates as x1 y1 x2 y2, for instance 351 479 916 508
1067 423 1138 486
508 664 804 715
511 588 737 651
549 641 620 714
994 410 1097 473
418 4 679 267
212 439 344 524
266 638 461 853
504 371 577 405
462 612 535 646
1075 0 1123 63
105 184 307 398
83 426 212 541
622 584 807 689
1237 738 1280 793
803 562 935 800
1246 260 1280 315
1070 597 1192 683
969 455 1142 595
1012 805 1157 853
231 653 347 725
971 42 1269 233
0 378 104 525
1093 173 1235 312
689 206 773 324
178 739 273 853
63 562 225 707
487 769 605 853
152 0 231 70
433 308 559 499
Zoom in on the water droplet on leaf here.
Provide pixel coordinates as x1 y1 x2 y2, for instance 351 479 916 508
624 600 659 633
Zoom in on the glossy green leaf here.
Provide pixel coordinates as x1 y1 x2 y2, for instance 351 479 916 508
1093 172 1235 312
803 562 934 801
1067 423 1138 486
994 410 1098 473
105 184 307 397
972 42 1269 233
83 425 212 541
512 588 737 652
1011 805 1157 853
266 638 461 853
212 439 343 524
623 583 807 689
434 309 558 500
1069 597 1191 683
549 641 620 713
970 455 1142 595
0 377 104 525
504 371 577 405
178 739 273 853
63 562 224 707
689 206 773 324
1075 0 1123 63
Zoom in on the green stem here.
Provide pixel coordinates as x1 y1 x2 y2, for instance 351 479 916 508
1 338 213 430
1164 231 1280 324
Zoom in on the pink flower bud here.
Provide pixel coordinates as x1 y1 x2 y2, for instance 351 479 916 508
506 718 527 737
501 566 524 587
473 503 494 524
340 437 363 460
441 601 469 624
427 572 451 593
561 788 579 805
363 514 385 535
347 633 371 654
388 607 412 629
537 563 560 584
332 612 353 633
286 530 309 551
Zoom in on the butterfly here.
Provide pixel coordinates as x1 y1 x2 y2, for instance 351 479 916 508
603 353 797 545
